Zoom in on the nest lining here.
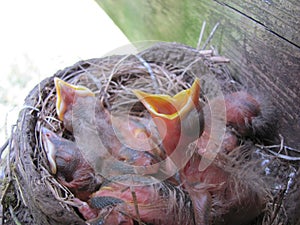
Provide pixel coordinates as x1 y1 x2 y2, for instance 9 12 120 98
0 42 299 225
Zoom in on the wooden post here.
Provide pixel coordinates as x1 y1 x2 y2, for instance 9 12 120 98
96 0 300 149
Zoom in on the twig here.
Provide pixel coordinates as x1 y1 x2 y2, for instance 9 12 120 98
8 205 21 225
266 187 286 225
210 56 230 63
277 134 285 154
135 55 160 94
21 105 40 112
201 22 220 50
197 21 206 50
12 169 27 207
198 49 213 56
256 134 300 161
130 186 142 225
43 116 61 123
3 126 15 192
0 201 3 225
256 136 300 158
256 144 299 153
0 139 9 156
266 150 300 161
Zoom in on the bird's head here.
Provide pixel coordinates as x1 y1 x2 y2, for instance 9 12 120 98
54 77 95 121
41 126 60 174
41 126 80 176
133 78 204 156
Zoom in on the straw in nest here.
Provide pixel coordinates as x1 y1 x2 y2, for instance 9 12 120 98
0 42 299 225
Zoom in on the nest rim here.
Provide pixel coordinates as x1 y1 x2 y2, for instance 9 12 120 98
1 42 298 225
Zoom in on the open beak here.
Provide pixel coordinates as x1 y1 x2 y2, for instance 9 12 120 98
133 78 202 153
133 79 200 121
54 77 94 121
41 127 58 174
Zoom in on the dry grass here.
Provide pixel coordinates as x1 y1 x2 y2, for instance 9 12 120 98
0 42 299 224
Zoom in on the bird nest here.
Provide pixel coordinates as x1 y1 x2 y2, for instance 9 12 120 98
0 42 299 225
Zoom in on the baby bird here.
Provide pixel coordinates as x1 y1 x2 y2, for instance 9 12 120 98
41 126 102 201
133 79 269 224
133 78 204 167
78 175 200 225
54 77 163 176
197 91 262 155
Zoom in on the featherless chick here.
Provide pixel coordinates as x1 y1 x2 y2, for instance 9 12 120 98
133 78 272 224
41 126 102 201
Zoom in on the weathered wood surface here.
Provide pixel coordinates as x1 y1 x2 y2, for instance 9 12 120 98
217 0 300 47
97 0 300 149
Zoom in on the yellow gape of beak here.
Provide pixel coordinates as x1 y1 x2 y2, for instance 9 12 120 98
133 79 201 154
133 78 200 121
54 77 95 121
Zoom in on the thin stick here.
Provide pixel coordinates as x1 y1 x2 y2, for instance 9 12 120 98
266 150 300 161
130 186 142 225
12 169 28 207
0 139 9 155
0 202 3 225
256 143 300 153
201 22 220 50
197 21 206 50
135 55 160 94
8 205 22 225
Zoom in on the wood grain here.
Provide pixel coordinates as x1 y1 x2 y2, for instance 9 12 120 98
97 0 300 148
216 0 300 47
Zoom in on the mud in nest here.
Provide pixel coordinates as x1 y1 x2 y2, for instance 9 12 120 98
0 42 299 225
